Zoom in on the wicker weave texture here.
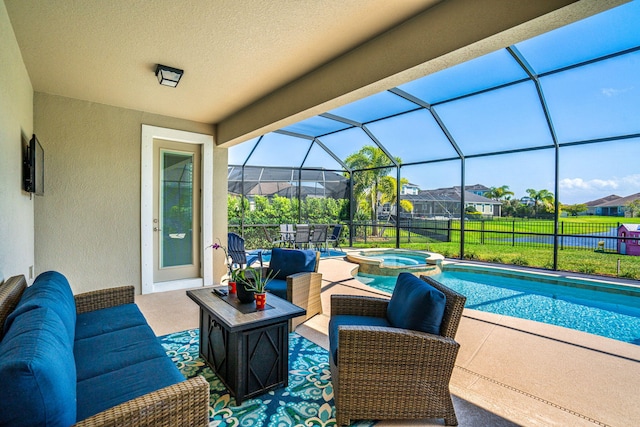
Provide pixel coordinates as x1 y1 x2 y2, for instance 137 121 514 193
0 275 27 341
262 250 323 330
74 285 135 314
74 376 210 427
330 276 466 426
287 271 322 329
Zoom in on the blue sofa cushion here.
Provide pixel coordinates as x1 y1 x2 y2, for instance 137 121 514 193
267 248 316 281
268 278 287 299
75 303 148 340
74 324 169 381
386 273 446 335
328 314 391 365
76 356 185 422
0 307 77 427
4 271 76 343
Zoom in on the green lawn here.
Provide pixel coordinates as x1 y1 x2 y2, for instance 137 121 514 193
352 216 640 280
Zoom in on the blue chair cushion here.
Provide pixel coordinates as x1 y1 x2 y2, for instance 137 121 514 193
75 303 148 340
328 314 391 365
268 278 287 299
386 273 446 335
0 307 77 427
76 356 185 422
267 248 316 280
4 271 76 343
74 324 169 382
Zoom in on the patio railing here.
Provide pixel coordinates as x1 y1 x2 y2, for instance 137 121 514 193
230 219 624 253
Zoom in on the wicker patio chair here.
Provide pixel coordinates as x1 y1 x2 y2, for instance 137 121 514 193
329 275 466 426
263 248 322 330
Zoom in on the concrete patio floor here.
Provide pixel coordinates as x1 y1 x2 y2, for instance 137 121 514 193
137 254 640 426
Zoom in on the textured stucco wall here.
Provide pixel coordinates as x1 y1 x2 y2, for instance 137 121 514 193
34 93 225 294
0 2 35 282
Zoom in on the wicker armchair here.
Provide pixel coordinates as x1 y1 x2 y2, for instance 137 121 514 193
263 248 322 330
329 275 466 426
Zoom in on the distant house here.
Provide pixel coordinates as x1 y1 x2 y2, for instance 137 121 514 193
463 184 491 197
520 196 535 206
584 194 622 216
618 224 640 256
401 182 420 195
401 185 501 218
585 193 640 217
227 166 349 201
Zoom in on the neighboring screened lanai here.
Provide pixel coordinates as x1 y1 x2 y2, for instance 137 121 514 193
228 2 640 277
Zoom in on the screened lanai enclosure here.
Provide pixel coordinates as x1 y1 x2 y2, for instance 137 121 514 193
228 2 640 279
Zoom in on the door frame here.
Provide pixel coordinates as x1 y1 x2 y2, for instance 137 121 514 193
141 125 213 294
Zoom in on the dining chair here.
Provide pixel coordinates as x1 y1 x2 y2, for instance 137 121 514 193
293 224 310 249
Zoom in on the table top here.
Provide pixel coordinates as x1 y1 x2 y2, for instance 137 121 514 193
187 287 306 332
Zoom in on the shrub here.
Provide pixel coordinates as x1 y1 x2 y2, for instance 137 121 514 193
464 251 479 260
511 255 529 266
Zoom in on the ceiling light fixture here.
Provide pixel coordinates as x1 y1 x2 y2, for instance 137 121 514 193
155 64 183 87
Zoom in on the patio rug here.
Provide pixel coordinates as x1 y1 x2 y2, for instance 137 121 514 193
159 329 375 426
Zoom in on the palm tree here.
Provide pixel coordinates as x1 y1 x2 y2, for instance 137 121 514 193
525 188 555 217
379 175 414 223
485 185 514 200
345 146 399 233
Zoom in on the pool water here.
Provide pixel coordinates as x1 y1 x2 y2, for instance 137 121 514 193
369 253 427 266
253 249 345 264
356 271 640 345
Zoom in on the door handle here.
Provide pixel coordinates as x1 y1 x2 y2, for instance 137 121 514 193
153 227 161 232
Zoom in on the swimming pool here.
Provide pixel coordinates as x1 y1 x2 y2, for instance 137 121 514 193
252 248 345 264
356 267 640 345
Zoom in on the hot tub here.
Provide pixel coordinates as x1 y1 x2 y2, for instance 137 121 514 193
346 248 443 276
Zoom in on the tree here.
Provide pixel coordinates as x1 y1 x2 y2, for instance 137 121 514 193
485 185 514 200
344 146 399 231
378 175 413 221
525 188 555 217
625 199 640 217
561 203 588 216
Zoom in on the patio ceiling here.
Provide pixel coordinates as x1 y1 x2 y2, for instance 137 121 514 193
230 1 640 174
5 0 613 146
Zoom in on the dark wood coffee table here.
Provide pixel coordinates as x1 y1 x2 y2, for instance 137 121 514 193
186 287 306 405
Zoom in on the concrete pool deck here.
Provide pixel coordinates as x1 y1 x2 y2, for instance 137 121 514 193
138 253 640 426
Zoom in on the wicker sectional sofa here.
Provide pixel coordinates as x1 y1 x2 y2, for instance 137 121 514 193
0 271 209 427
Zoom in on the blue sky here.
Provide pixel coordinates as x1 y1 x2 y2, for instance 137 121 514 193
230 1 640 205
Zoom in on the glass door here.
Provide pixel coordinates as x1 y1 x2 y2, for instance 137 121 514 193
153 139 201 282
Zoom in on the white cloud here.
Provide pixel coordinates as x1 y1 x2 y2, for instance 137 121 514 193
601 86 634 97
621 174 640 187
559 174 640 204
559 177 618 190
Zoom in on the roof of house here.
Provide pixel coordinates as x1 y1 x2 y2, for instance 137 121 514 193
619 224 640 231
584 194 622 207
597 192 640 207
403 188 501 205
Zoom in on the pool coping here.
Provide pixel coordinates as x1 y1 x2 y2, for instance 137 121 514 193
442 259 640 297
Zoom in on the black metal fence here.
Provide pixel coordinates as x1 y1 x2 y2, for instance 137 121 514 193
231 219 626 253
350 219 624 252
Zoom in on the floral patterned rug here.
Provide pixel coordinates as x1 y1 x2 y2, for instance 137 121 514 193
159 329 374 426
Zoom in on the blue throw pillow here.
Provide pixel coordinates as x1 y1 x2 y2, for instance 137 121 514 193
4 271 76 343
386 273 446 335
0 307 77 427
267 248 317 281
